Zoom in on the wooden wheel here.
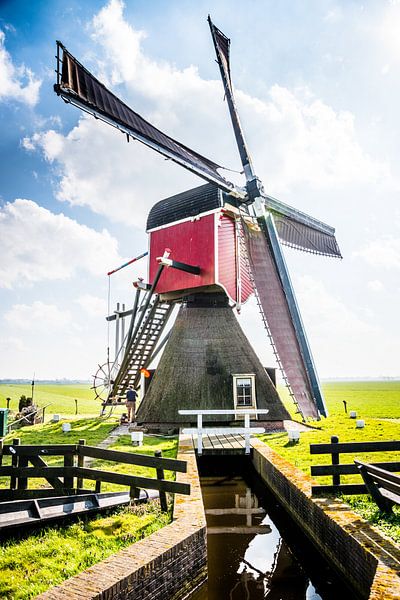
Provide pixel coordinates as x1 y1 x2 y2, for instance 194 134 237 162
91 362 113 403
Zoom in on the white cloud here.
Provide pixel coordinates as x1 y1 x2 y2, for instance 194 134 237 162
26 0 390 227
367 279 384 292
294 275 381 377
238 85 390 192
4 301 71 331
0 199 123 288
75 294 107 317
324 7 343 23
0 30 41 106
355 237 400 269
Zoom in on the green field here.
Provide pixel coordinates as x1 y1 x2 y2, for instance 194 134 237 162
0 383 116 418
277 379 400 421
263 379 400 543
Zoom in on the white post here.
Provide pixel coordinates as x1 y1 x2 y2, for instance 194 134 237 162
245 412 250 454
197 413 203 455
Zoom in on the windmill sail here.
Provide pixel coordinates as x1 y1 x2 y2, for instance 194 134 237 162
243 217 326 418
54 43 238 195
273 213 342 258
209 17 329 418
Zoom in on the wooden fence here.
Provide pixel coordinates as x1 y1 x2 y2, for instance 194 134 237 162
310 436 400 497
0 438 189 510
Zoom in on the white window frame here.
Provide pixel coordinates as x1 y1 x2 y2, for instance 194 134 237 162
232 374 256 410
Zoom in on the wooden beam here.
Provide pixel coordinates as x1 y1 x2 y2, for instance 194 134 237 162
311 462 400 477
78 446 187 473
2 444 78 456
75 467 190 495
310 440 400 455
311 484 366 496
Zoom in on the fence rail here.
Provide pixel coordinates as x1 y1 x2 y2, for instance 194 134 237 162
310 436 400 497
0 438 189 509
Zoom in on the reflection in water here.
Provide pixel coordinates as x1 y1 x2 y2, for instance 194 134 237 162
191 473 344 600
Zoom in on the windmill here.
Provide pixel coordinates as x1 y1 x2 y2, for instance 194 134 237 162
54 17 341 424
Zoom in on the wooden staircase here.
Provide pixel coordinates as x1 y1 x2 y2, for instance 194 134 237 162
111 296 174 400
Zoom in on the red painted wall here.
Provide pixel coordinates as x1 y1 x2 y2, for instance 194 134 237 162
217 214 237 301
217 214 253 304
149 211 254 304
149 213 216 294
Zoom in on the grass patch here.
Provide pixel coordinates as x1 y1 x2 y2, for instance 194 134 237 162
3 416 119 447
0 502 170 599
0 422 179 599
261 380 400 543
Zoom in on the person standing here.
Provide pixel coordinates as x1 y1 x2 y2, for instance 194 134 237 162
126 386 138 423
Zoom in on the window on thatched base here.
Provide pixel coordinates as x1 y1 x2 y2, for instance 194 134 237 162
233 374 256 408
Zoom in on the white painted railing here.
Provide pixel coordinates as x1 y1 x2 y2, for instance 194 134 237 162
179 409 269 455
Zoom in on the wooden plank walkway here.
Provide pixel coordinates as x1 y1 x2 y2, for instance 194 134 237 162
191 432 250 455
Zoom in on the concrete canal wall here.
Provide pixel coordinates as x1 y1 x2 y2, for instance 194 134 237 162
37 435 207 600
251 438 400 600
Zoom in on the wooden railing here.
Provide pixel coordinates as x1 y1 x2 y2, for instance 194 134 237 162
180 409 268 454
0 438 189 510
310 436 400 497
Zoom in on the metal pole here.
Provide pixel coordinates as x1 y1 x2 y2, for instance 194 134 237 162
121 303 126 355
115 302 120 362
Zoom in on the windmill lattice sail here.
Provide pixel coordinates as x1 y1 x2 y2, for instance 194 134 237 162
55 43 237 195
243 219 320 419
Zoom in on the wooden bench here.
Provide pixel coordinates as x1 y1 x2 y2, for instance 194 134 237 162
354 460 400 514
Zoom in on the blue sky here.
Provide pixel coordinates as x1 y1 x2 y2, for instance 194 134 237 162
1 0 400 380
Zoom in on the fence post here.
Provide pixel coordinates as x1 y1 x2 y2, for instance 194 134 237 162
75 399 78 415
77 439 85 490
64 451 74 490
42 406 46 423
10 438 20 490
130 485 140 500
331 435 340 486
6 398 11 409
155 449 168 512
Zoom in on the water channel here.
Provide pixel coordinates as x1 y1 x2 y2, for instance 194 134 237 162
189 457 357 600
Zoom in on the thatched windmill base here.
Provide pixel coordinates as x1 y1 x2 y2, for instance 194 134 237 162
136 293 290 431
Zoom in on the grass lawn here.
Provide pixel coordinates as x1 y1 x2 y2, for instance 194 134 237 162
0 418 179 599
262 380 400 543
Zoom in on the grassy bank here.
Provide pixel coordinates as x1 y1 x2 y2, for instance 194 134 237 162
0 502 170 599
0 418 179 599
262 380 400 543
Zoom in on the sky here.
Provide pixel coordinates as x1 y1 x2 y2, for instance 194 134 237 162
0 0 400 381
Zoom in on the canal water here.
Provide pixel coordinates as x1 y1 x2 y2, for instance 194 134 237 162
190 457 357 600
